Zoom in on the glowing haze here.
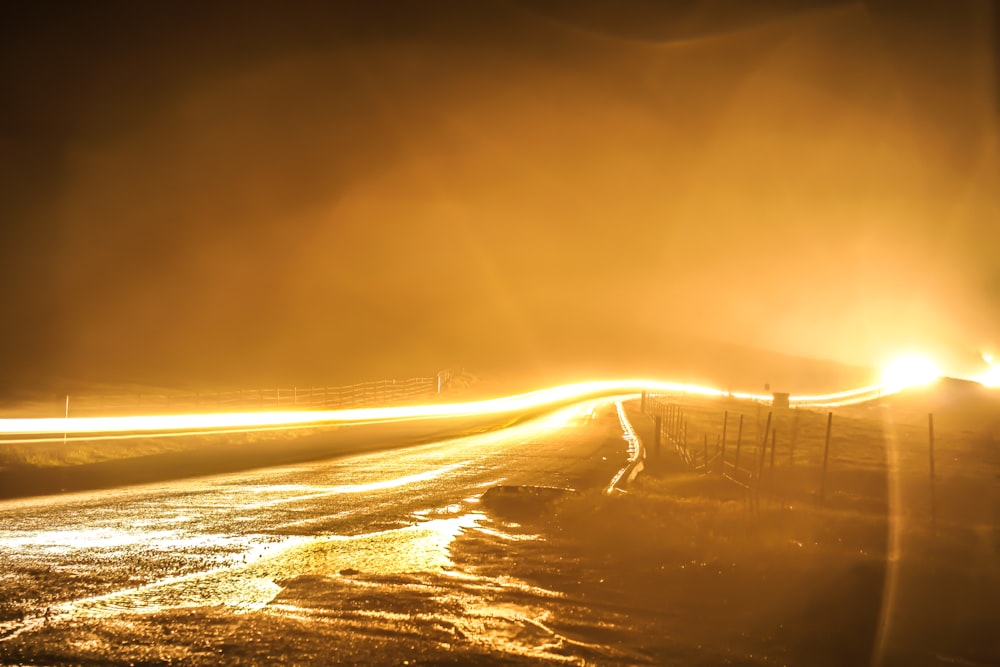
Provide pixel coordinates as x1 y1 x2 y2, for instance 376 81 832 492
0 2 996 396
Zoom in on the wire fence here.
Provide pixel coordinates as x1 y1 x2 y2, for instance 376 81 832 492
61 371 453 417
638 391 997 527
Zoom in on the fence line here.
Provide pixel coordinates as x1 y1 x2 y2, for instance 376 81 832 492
641 392 950 525
643 392 825 511
61 372 452 417
643 394 746 478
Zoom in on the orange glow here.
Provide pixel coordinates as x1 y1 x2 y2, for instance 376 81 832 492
879 355 942 392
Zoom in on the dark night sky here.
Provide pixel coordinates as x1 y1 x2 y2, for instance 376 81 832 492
1 0 997 396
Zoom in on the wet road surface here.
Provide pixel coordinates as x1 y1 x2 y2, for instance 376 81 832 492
0 397 633 661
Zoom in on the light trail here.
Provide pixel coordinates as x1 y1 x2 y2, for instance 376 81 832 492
0 376 927 441
0 380 720 437
783 384 886 406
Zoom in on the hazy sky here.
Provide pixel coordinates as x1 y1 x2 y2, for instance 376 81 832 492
1 0 997 395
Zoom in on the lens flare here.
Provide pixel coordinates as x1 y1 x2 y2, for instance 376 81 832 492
879 355 942 392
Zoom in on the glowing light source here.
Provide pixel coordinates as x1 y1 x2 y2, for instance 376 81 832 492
879 355 942 392
977 352 999 387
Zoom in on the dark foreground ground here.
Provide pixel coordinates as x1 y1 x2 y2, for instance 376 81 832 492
1 391 997 665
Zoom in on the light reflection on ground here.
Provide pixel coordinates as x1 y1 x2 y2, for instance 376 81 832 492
6 498 611 662
226 461 470 510
260 530 599 665
0 528 262 556
60 513 486 617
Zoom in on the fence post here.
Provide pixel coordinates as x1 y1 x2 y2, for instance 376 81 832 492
928 413 936 535
820 411 832 502
768 426 777 502
769 425 777 472
734 413 744 474
758 411 772 477
654 415 662 458
719 411 728 476
789 408 800 465
703 435 709 474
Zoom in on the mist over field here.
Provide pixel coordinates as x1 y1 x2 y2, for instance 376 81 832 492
1 1 996 396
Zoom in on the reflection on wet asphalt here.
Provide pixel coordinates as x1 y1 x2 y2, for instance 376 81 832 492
0 398 627 651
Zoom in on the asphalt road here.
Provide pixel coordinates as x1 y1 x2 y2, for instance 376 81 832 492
0 396 634 651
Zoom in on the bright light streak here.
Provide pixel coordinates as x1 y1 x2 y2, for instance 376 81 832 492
879 355 942 392
786 384 885 406
0 380 731 437
235 462 469 511
0 371 958 441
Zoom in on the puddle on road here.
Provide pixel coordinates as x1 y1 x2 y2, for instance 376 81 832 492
62 513 486 617
36 512 621 664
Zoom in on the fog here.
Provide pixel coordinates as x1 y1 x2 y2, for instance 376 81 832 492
1 1 997 396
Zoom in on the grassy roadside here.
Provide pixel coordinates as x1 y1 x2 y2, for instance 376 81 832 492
469 391 999 665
